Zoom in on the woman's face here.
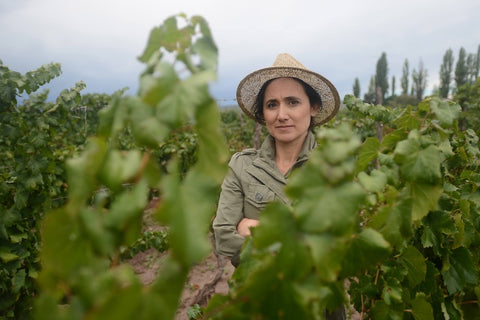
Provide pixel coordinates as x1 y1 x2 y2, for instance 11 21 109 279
263 78 318 145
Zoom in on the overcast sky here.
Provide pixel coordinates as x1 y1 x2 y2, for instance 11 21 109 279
1 0 479 106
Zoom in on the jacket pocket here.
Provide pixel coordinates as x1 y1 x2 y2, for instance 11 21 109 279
244 184 275 219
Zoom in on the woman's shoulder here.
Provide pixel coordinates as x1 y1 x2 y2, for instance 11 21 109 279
229 148 258 167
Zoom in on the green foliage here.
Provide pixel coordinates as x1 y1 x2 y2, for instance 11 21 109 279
353 77 361 98
219 108 265 153
187 304 203 319
375 52 389 101
0 59 104 318
205 94 480 319
34 14 228 320
3 14 480 320
455 77 480 133
455 47 469 88
439 48 454 98
120 230 169 260
0 60 61 111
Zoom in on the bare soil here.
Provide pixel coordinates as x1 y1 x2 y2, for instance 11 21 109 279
126 198 359 319
125 199 235 319
126 245 235 320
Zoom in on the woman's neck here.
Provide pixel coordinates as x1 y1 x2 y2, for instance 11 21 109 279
274 135 307 175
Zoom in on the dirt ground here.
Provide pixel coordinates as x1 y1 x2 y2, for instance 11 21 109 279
126 200 236 319
127 200 360 319
127 245 235 320
127 246 361 320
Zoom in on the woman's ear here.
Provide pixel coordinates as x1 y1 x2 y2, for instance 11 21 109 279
310 103 320 117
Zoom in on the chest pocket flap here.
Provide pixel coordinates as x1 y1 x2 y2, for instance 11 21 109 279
245 184 276 213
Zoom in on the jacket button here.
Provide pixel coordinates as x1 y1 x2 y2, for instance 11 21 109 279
255 193 263 201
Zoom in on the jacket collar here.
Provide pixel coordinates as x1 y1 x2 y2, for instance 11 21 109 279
258 130 317 168
246 131 317 204
254 130 317 180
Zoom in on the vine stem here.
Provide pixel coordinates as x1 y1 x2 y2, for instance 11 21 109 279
374 265 380 285
360 294 365 320
458 300 479 305
134 150 151 183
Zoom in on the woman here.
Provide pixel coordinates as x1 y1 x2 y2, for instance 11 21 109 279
213 53 340 266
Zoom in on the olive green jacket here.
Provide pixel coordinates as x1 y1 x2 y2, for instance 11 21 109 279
212 131 317 265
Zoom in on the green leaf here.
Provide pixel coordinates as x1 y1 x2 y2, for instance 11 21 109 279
193 36 218 71
358 169 387 193
138 63 178 106
442 247 477 294
399 246 427 288
149 257 189 319
132 117 169 148
408 183 443 222
371 300 403 320
156 168 214 266
394 106 421 130
297 182 365 236
381 129 408 151
341 228 391 277
355 137 380 173
138 26 164 63
105 180 148 242
254 202 296 250
381 195 413 247
39 207 99 283
66 137 107 205
397 143 442 183
429 98 461 128
411 293 434 320
194 99 229 184
0 248 19 262
156 70 216 127
12 269 26 293
304 235 345 282
394 134 420 164
98 149 143 191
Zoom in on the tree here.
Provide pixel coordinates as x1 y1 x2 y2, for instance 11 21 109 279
401 59 409 95
455 77 480 132
391 75 396 97
455 47 468 88
467 53 476 84
363 75 376 104
353 78 361 98
375 52 389 102
411 59 428 100
475 44 480 80
439 48 454 98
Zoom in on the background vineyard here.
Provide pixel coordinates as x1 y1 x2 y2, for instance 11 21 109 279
1 14 480 320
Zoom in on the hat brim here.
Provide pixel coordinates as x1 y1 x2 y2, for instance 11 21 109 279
236 67 340 126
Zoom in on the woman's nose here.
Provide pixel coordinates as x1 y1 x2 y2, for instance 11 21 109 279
277 104 288 120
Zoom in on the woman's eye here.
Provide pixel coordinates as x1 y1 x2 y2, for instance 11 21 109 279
266 102 276 109
289 100 299 105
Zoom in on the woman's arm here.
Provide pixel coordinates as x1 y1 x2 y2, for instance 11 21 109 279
212 167 248 259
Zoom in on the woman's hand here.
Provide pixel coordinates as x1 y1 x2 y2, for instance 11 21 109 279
237 218 259 237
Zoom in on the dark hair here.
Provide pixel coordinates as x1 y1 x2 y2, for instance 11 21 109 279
252 77 323 128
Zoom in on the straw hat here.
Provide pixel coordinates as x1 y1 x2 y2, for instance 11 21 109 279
236 53 340 126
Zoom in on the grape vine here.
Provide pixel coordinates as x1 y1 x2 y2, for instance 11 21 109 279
33 14 229 320
204 96 480 319
1 14 479 320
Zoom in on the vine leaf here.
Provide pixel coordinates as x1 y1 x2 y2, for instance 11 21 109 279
429 98 461 128
355 137 379 173
358 169 387 193
442 247 477 294
399 246 427 288
341 228 391 277
408 182 443 222
411 293 434 320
